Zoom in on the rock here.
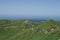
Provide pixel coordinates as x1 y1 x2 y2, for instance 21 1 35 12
44 30 48 34
58 39 60 40
42 29 48 34
31 28 34 33
25 20 28 24
51 28 54 31
50 25 57 31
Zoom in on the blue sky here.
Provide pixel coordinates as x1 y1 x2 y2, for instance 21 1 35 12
0 0 60 19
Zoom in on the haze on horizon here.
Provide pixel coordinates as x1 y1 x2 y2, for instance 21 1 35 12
0 0 60 20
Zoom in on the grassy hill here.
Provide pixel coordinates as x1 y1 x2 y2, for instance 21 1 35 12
0 19 60 40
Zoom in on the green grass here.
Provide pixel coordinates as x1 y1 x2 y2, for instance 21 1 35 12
0 19 60 40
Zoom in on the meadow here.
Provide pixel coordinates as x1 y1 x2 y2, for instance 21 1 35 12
0 19 60 40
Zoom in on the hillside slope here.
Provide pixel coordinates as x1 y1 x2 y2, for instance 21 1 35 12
0 20 60 40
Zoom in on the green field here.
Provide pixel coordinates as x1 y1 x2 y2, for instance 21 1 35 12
0 19 60 40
